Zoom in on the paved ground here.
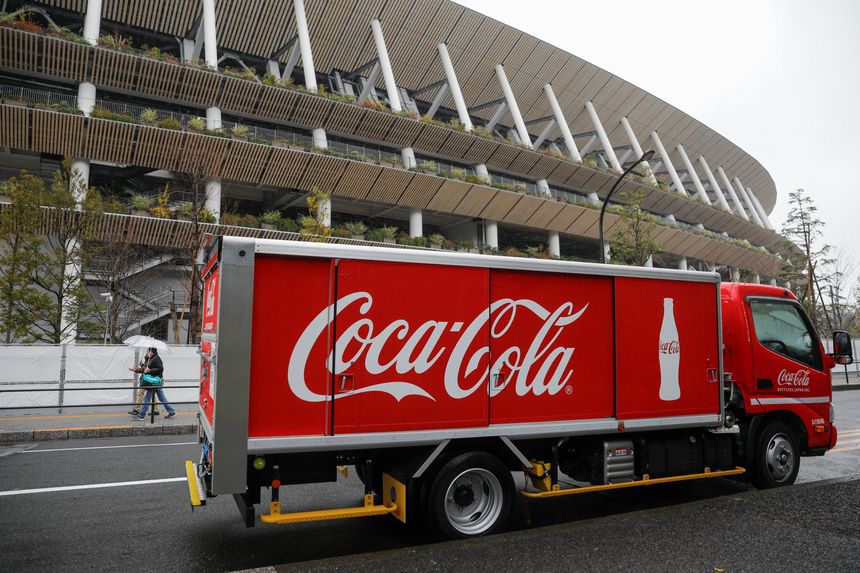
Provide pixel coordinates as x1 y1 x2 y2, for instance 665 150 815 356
0 391 858 572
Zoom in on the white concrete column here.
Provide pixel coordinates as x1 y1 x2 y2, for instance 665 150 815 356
409 208 423 238
731 267 741 282
312 128 327 149
716 166 749 221
474 164 490 183
650 132 688 197
697 156 731 212
544 84 581 161
202 0 218 68
204 179 221 220
485 220 498 249
588 192 600 205
585 101 622 173
548 231 560 258
733 177 764 226
747 188 774 230
402 148 416 169
675 144 711 205
677 256 688 271
769 278 777 287
438 43 473 132
320 196 331 228
644 255 654 268
495 65 532 149
370 19 401 112
82 0 103 45
206 107 222 130
753 274 761 284
537 179 551 198
293 0 317 91
76 81 96 117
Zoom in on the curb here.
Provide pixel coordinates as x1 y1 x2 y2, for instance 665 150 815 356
0 423 196 443
833 384 860 392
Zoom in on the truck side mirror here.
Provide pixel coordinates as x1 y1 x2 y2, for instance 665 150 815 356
833 331 853 365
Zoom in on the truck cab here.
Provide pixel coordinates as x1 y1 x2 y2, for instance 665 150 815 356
720 283 848 487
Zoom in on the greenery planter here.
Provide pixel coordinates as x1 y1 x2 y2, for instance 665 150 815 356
0 194 11 203
351 234 365 241
383 238 396 245
288 144 305 151
132 209 149 217
262 222 276 231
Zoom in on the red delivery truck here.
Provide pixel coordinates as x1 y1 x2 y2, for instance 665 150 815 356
185 236 853 539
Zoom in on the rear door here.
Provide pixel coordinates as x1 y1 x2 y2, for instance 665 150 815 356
488 270 614 424
331 259 489 434
615 277 721 419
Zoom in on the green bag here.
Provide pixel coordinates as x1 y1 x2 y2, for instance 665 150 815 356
141 373 163 387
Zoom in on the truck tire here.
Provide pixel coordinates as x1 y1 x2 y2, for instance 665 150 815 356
423 451 514 539
750 420 800 488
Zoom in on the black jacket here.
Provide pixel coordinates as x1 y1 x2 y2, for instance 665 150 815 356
146 354 164 377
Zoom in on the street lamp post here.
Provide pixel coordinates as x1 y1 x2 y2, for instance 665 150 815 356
599 149 656 264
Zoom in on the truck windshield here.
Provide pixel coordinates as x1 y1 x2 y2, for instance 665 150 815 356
749 300 822 370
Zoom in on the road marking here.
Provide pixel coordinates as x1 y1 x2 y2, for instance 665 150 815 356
0 411 195 422
23 442 196 454
830 446 860 454
0 477 185 497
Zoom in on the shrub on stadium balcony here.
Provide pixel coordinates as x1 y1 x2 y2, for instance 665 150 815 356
277 217 298 233
429 234 445 247
102 196 127 214
230 124 249 140
97 33 133 52
238 214 259 228
365 228 384 242
187 117 206 132
260 210 282 230
48 25 88 45
219 212 241 226
197 208 217 224
139 108 158 126
130 194 152 215
157 117 182 131
381 226 398 244
344 221 367 239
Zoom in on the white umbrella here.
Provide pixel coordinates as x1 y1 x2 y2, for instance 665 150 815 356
123 335 171 353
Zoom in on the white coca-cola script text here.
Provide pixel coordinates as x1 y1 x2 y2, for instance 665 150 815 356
287 292 588 402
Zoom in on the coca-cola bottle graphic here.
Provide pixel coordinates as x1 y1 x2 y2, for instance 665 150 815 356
658 297 681 401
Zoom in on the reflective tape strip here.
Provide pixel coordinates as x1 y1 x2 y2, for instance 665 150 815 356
752 396 830 406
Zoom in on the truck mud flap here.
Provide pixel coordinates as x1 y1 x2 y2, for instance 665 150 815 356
184 460 207 509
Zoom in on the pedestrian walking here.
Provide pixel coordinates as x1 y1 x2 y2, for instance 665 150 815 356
130 347 176 420
129 352 160 416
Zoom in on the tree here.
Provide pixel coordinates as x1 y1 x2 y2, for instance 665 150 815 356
780 189 833 331
609 188 660 266
0 173 42 342
4 164 103 343
299 186 331 239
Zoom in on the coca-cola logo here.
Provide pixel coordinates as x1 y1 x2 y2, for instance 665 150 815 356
287 292 589 402
777 368 810 387
659 340 680 355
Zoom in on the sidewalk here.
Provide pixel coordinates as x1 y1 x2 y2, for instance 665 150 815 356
832 368 860 391
0 405 197 443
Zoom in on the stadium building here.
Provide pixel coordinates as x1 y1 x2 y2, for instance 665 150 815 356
0 0 783 340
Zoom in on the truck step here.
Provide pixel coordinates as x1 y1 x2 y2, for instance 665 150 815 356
184 460 207 508
520 467 746 499
260 493 397 525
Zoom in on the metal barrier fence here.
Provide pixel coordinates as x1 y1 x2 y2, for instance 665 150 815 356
0 344 201 420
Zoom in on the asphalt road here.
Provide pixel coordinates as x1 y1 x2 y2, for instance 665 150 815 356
1 391 859 573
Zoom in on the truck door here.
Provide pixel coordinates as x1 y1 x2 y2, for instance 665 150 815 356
615 277 721 419
331 259 489 434
488 270 614 424
745 297 830 410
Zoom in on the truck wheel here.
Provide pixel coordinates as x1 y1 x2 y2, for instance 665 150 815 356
750 421 800 488
424 451 514 539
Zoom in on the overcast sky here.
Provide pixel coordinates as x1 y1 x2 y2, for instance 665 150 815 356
457 0 860 285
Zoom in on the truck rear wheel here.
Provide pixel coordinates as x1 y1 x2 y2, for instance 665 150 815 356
750 420 800 488
423 451 514 539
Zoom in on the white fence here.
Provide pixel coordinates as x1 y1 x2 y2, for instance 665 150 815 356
0 344 200 409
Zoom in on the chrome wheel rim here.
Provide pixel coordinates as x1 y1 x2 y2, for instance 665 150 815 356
765 433 794 482
444 468 504 535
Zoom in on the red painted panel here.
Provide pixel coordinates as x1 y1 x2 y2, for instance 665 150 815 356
199 339 215 426
489 270 614 424
616 278 720 419
248 255 334 437
202 266 220 334
332 260 490 433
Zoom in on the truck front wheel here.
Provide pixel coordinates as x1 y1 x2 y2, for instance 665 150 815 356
424 451 514 539
750 420 800 488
